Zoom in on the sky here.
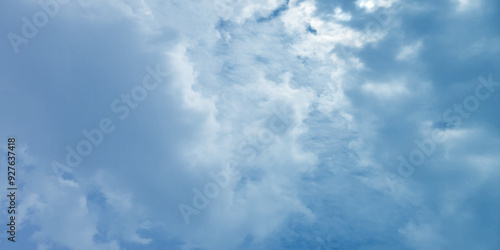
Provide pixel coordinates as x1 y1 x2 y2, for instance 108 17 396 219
0 0 499 249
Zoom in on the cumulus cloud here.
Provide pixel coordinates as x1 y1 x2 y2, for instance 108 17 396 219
2 0 500 249
356 0 399 12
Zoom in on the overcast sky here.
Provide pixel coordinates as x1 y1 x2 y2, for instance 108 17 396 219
1 0 499 249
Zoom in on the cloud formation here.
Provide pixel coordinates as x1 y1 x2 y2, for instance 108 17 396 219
1 0 499 249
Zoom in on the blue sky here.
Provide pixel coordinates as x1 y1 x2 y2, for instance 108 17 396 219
0 0 499 249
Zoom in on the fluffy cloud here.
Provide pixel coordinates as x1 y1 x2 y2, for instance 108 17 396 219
2 0 500 249
356 0 399 12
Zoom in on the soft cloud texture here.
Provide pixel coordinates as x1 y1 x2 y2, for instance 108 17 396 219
1 0 499 249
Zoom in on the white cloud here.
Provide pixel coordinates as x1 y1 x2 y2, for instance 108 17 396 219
330 7 352 21
0 150 152 249
137 0 409 247
281 1 376 60
214 0 287 23
8 0 483 249
452 0 482 12
356 0 399 12
21 172 121 250
361 81 409 98
399 220 444 250
396 40 423 61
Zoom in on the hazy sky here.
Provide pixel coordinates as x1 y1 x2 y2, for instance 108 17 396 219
1 0 499 249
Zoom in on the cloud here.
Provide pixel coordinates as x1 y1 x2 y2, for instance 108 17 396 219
361 81 410 99
396 40 423 61
452 0 482 12
215 0 287 23
356 0 399 12
2 0 500 249
281 1 376 60
398 219 444 250
15 167 122 250
332 7 352 21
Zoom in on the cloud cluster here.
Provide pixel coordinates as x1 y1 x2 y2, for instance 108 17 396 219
2 0 500 249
